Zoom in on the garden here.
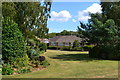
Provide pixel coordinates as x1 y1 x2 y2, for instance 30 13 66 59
2 1 120 78
3 50 118 78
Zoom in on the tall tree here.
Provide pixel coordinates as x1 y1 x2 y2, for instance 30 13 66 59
78 18 118 46
100 2 120 30
2 1 52 39
14 2 52 39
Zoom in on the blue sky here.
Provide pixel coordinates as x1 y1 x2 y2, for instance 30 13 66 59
47 2 101 33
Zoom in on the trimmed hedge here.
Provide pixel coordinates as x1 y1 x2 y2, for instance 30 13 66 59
48 46 59 49
48 46 83 51
72 47 83 51
61 46 72 51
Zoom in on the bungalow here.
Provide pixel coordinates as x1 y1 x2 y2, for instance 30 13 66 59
36 37 49 43
49 36 82 47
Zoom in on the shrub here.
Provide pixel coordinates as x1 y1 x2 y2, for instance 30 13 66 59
27 39 36 47
61 46 72 51
2 63 14 75
89 45 120 60
40 50 45 54
82 45 95 51
73 40 79 48
2 17 29 68
39 43 47 52
72 47 83 51
101 44 120 60
40 60 50 67
16 68 31 74
89 45 102 58
13 54 29 68
27 49 39 60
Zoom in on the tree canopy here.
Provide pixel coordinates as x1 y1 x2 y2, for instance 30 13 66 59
77 2 120 59
2 1 52 39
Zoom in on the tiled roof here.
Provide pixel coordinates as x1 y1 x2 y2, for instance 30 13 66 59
49 36 82 43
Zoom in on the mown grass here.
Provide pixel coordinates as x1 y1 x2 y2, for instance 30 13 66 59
2 50 118 78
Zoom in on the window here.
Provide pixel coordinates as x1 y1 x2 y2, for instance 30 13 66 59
65 42 69 46
51 42 55 46
58 42 63 46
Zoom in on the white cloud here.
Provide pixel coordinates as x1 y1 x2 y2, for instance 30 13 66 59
50 10 72 22
72 19 77 22
78 3 102 21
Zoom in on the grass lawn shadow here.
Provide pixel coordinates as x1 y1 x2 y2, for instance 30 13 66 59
50 53 98 62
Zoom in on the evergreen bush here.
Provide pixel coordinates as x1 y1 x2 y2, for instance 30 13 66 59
2 17 29 68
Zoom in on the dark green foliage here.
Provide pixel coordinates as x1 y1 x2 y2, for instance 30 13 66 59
2 2 52 39
2 2 52 75
72 40 79 48
78 19 118 45
27 49 39 60
78 18 119 60
40 50 45 54
89 45 120 60
27 39 36 47
39 43 47 52
2 2 17 19
48 46 59 49
48 46 84 51
82 45 94 51
16 68 31 74
89 46 102 58
2 17 29 67
101 2 120 29
2 64 14 75
72 47 83 51
40 60 50 67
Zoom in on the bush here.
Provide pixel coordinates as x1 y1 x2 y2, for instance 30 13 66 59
40 50 45 54
16 68 31 74
61 46 72 51
73 40 79 48
27 49 39 60
27 39 36 47
40 60 50 67
82 45 94 51
89 45 120 60
13 54 29 68
2 17 29 67
89 46 101 58
2 64 14 75
39 43 47 52
101 44 120 60
72 47 83 51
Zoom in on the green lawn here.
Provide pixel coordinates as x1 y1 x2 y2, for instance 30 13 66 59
3 50 118 78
